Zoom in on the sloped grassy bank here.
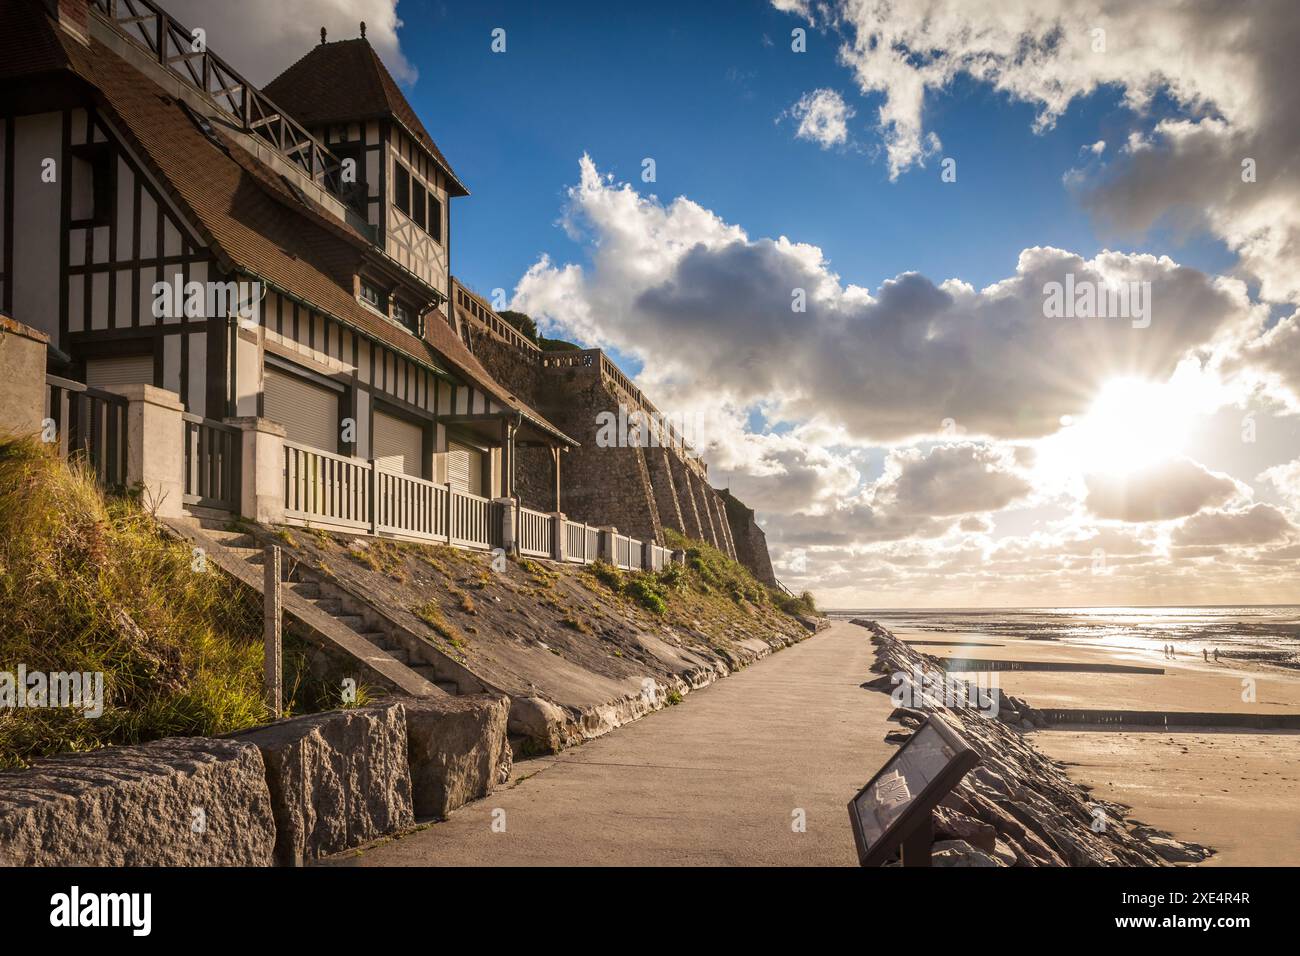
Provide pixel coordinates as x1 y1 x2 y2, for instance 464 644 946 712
259 522 823 749
0 437 312 768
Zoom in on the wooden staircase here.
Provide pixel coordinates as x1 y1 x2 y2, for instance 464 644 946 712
165 516 447 699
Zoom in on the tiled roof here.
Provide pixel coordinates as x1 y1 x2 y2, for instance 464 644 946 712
264 38 468 197
0 0 71 81
18 13 569 445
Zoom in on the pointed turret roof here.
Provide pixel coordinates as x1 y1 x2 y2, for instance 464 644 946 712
264 37 468 196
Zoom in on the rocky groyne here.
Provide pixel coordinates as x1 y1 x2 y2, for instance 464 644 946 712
855 619 1212 866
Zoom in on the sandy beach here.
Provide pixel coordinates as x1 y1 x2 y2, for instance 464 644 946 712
890 626 1300 866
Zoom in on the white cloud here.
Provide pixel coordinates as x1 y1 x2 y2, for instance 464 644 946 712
1083 458 1246 523
1171 504 1295 547
163 0 417 85
1260 458 1300 508
786 88 855 148
774 0 1300 307
873 443 1033 517
514 157 1262 447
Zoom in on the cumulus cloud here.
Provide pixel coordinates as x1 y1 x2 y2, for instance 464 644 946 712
773 0 1300 305
514 156 1257 446
1171 504 1295 547
164 0 417 85
786 88 855 148
873 443 1032 517
1259 457 1300 508
1084 458 1246 523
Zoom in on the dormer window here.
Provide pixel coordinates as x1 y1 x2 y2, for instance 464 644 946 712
359 280 385 312
392 301 419 334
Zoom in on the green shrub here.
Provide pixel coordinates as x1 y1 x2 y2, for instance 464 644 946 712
623 575 667 615
775 589 819 617
587 559 624 592
661 527 815 619
413 598 466 649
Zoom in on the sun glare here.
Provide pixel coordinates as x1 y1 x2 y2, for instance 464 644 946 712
1060 377 1202 474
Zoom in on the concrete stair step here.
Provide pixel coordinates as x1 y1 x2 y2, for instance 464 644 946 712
335 615 365 629
288 582 320 599
409 665 458 695
206 531 256 549
314 600 342 615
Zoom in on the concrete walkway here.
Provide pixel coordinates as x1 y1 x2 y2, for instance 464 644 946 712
325 620 896 866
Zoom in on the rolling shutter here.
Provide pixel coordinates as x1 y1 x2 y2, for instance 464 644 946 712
447 440 484 497
263 365 339 452
373 410 424 477
85 354 153 388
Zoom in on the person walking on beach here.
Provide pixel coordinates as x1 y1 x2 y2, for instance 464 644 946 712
1203 648 1209 662
1214 648 1221 662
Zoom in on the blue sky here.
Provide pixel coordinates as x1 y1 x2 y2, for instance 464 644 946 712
396 0 1235 313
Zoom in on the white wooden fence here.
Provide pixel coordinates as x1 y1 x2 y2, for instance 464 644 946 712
283 440 499 550
281 440 680 568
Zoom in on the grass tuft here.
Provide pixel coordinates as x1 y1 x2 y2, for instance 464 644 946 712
0 435 269 768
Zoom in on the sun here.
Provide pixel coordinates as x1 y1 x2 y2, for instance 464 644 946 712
1061 377 1200 474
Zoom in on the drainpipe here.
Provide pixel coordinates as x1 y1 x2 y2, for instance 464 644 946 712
509 410 523 550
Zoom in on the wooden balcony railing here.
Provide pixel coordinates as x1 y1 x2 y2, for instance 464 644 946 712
90 0 347 200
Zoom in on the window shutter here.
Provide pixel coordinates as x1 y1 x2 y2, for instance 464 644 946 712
447 440 483 496
264 365 339 453
85 354 154 388
373 411 424 477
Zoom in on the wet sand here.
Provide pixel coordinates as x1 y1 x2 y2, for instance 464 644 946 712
892 627 1300 865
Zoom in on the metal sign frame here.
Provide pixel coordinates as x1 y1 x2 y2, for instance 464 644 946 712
847 715 981 867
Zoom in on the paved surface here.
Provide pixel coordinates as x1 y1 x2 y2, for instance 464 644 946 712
325 620 896 866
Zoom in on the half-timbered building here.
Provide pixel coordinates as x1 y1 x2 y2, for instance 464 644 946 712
0 0 576 532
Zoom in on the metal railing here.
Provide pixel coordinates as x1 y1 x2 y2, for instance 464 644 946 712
183 413 240 511
45 375 129 489
647 543 671 572
562 518 596 563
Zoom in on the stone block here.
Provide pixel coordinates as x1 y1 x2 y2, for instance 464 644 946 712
0 737 275 866
230 703 413 864
403 694 511 818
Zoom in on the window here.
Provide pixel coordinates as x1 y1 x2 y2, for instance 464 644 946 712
334 143 367 214
392 157 442 244
428 195 442 244
70 144 113 226
359 280 384 311
412 181 427 230
392 301 418 333
393 162 410 216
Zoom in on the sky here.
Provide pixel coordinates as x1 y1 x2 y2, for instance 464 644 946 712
171 0 1300 609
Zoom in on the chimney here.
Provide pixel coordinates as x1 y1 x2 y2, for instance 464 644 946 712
45 0 91 45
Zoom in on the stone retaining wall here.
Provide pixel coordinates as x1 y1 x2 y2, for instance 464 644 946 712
0 695 512 866
467 330 769 573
